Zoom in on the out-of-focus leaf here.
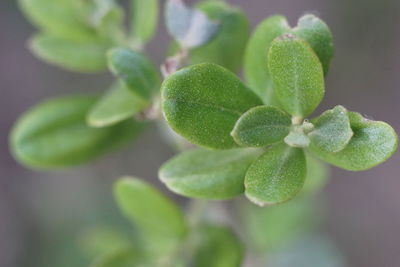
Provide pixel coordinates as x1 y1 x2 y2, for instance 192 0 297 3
10 95 142 169
90 247 143 267
231 105 291 147
87 81 148 127
30 34 110 72
302 154 329 195
245 143 306 205
159 148 262 199
268 34 325 117
165 0 219 48
310 112 398 170
114 177 187 257
162 63 263 149
108 48 161 100
131 0 159 44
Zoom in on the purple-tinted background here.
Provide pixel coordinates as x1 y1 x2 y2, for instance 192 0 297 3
1 0 399 266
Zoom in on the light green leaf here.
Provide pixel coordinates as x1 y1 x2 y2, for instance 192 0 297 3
131 0 159 44
310 112 398 170
108 48 161 100
192 225 244 267
30 34 110 72
302 154 329 195
159 148 262 199
10 95 142 169
244 15 290 103
87 81 148 127
231 105 291 147
245 143 306 205
90 247 143 267
293 14 334 75
284 125 311 148
162 63 263 149
309 106 353 153
268 34 325 117
114 177 187 257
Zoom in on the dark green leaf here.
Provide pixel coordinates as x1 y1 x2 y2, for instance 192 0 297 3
30 34 110 72
309 112 398 170
114 177 187 256
309 106 353 153
231 105 291 147
159 148 262 199
108 48 161 100
131 0 159 44
87 81 148 127
268 34 325 117
10 95 142 169
245 143 306 205
162 63 263 149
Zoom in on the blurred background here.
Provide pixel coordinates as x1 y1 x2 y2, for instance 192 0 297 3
1 0 399 266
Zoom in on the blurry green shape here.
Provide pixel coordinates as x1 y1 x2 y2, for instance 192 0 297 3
114 177 188 257
87 81 148 127
10 95 142 169
302 154 329 195
90 247 144 267
30 34 110 72
130 0 159 44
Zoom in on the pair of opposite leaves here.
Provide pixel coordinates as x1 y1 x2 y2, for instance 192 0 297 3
160 16 398 205
90 177 243 267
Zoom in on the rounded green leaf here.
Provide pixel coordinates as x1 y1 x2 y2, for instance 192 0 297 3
162 63 263 150
231 105 291 147
268 34 325 117
244 15 290 103
114 177 187 257
30 34 110 72
159 148 262 199
130 0 159 44
293 14 334 75
309 112 398 170
108 48 161 100
87 81 148 127
309 106 353 153
10 95 142 169
245 143 306 205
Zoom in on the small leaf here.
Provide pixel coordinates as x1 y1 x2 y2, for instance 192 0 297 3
108 48 161 100
231 105 291 147
268 33 325 117
293 14 334 75
87 81 148 127
245 143 306 205
192 225 244 267
90 247 143 267
30 34 110 72
131 0 159 44
162 63 263 149
159 148 262 199
284 126 310 148
165 0 219 48
244 15 290 103
10 95 142 169
114 177 187 256
309 106 353 153
309 112 398 170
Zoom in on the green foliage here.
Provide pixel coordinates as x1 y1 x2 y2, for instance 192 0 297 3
10 95 142 169
161 63 262 149
159 148 262 199
90 247 143 267
130 0 159 45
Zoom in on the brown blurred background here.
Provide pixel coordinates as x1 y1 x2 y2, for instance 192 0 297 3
1 0 399 266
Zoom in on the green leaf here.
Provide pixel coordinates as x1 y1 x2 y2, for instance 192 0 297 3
245 143 306 205
309 106 353 153
284 125 311 148
192 225 244 267
244 15 290 103
293 14 334 75
268 33 325 117
114 177 187 256
90 247 143 267
162 63 263 149
108 48 161 100
10 95 142 169
159 148 262 199
131 0 159 44
231 105 291 147
30 34 110 72
302 154 329 195
309 112 398 170
87 81 148 127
